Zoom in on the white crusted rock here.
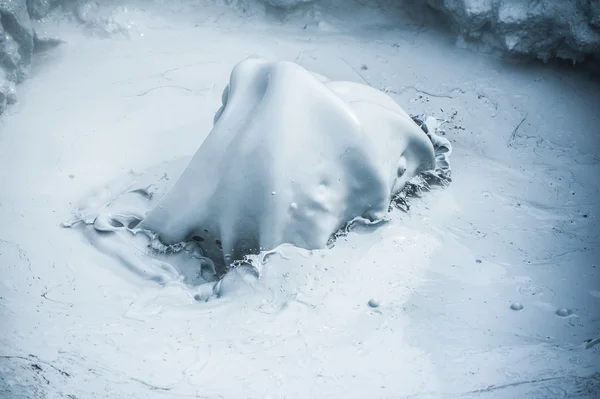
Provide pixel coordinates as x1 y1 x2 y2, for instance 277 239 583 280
426 0 600 64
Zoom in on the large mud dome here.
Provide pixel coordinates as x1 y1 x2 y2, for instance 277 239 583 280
63 58 451 293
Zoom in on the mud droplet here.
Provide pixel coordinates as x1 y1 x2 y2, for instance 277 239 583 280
555 308 573 317
475 259 482 263
510 302 524 311
368 299 380 308
68 174 75 179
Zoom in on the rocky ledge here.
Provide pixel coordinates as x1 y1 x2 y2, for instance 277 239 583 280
426 0 600 65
